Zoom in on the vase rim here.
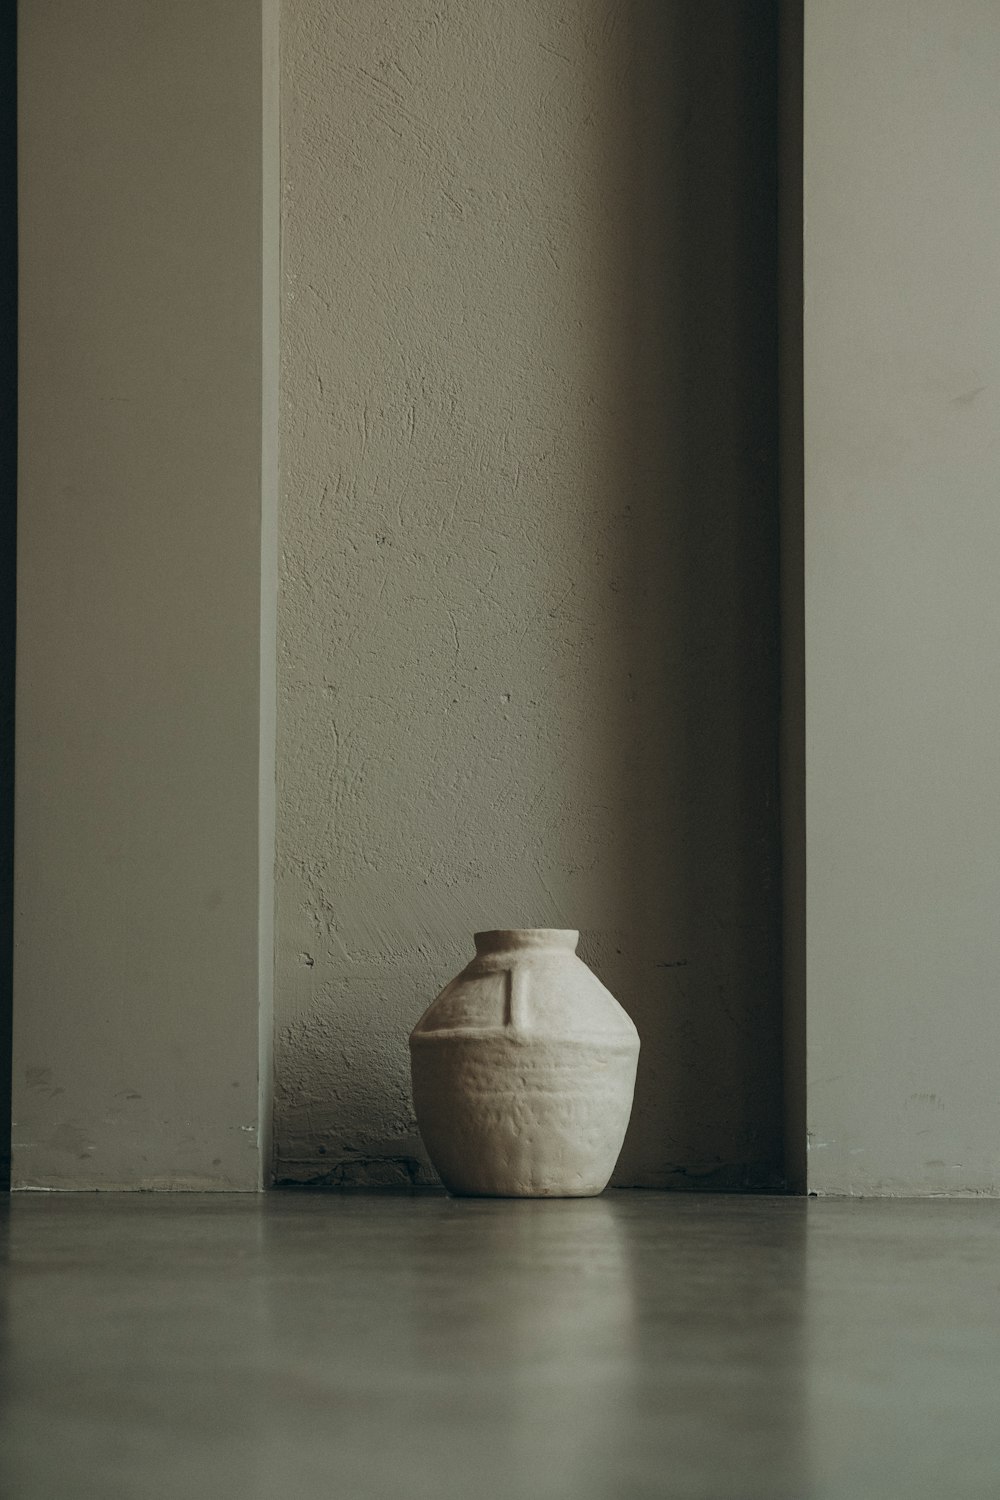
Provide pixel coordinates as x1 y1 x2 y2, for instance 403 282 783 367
473 928 579 954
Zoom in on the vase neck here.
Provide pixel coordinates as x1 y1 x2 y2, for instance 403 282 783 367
473 928 579 958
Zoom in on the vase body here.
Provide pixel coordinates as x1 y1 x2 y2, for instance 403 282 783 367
409 929 639 1197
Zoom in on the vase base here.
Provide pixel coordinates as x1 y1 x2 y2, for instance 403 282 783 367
442 1181 611 1199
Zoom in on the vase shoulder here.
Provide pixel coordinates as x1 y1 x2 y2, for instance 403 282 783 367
410 940 638 1045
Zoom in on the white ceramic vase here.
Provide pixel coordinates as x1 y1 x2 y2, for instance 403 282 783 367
409 929 639 1197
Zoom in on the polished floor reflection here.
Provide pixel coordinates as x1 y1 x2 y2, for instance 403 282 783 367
0 1192 998 1498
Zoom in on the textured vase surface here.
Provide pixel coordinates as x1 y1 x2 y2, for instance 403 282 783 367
409 929 640 1197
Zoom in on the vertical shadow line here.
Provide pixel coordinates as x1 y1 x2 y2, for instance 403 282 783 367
778 0 806 1192
618 1 786 1189
0 0 16 1190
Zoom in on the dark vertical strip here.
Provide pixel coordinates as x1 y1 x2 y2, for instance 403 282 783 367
726 0 785 1188
779 1 806 1192
620 2 787 1188
0 0 15 1189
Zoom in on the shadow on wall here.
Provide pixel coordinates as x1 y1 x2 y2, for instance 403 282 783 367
0 0 15 1191
274 0 787 1192
599 0 784 1189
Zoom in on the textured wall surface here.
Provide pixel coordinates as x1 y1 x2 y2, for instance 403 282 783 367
805 0 1000 1194
277 1 784 1187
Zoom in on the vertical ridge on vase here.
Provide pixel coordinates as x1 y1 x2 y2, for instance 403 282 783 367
504 966 531 1033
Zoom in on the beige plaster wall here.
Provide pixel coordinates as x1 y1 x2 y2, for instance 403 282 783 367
277 1 785 1187
13 0 277 1189
805 0 1000 1193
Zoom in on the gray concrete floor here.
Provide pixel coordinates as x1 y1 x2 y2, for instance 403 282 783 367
1 1193 999 1498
